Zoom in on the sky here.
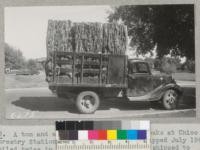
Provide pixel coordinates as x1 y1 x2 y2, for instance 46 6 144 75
5 6 112 59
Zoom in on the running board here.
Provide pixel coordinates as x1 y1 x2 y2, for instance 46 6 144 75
127 94 151 101
127 85 164 101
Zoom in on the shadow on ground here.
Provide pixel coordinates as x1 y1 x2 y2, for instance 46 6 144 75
12 97 78 113
12 96 152 113
12 86 195 113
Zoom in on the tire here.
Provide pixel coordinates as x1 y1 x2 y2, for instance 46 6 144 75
76 91 100 114
162 89 178 110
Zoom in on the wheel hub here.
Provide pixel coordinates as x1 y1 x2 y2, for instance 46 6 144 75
166 92 176 104
169 98 175 104
81 96 94 109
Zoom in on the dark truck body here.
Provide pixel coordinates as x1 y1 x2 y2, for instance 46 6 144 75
46 51 182 113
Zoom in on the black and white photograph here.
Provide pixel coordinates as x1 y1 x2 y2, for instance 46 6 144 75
4 5 196 119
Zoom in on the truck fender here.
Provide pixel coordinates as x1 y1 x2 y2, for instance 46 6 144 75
162 83 183 94
160 83 183 101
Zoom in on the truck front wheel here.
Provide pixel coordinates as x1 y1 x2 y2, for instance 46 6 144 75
162 89 178 110
76 91 100 114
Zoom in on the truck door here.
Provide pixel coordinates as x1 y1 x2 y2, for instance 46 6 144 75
127 61 153 97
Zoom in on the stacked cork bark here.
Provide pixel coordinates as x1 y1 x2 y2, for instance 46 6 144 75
102 23 128 54
46 20 73 57
46 20 128 57
72 22 103 53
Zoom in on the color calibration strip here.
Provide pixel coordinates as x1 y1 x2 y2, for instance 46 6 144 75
56 121 150 150
56 121 149 141
57 129 146 140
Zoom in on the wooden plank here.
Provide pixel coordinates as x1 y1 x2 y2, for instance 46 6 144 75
99 54 102 84
106 56 109 84
53 51 56 82
124 56 128 86
80 55 84 83
79 61 107 66
83 69 101 74
72 52 75 84
56 59 73 65
49 82 127 88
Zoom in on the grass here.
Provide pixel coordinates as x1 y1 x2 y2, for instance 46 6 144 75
5 71 48 89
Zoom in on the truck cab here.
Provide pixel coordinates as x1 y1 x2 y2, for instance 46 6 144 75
127 59 182 110
127 59 153 97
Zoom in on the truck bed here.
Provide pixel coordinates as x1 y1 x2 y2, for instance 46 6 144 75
47 51 127 88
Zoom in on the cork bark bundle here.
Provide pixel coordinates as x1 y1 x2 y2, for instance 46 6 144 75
46 20 128 57
46 20 73 57
102 23 128 54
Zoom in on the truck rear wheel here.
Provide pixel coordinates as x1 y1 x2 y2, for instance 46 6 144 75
76 91 100 114
162 89 178 110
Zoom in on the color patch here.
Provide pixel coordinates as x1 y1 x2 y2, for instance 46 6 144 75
138 130 147 140
98 130 107 140
66 121 76 130
56 121 65 130
68 130 78 140
88 130 98 140
58 130 68 140
127 130 137 140
84 121 94 130
110 121 121 129
117 130 127 140
78 130 88 140
76 122 84 130
107 130 117 140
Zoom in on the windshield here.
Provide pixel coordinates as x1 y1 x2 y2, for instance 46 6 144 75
129 62 150 74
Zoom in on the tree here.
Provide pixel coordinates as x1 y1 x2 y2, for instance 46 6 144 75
108 5 194 60
26 59 38 71
5 43 26 69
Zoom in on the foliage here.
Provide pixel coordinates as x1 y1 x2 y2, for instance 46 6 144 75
26 59 44 72
5 43 26 69
108 5 194 60
160 57 181 73
26 59 37 70
182 59 195 73
5 43 42 71
145 57 181 73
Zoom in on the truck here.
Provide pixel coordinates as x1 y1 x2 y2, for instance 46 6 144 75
45 51 182 114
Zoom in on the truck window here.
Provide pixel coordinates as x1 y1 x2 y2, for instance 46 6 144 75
131 63 137 73
136 63 149 73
